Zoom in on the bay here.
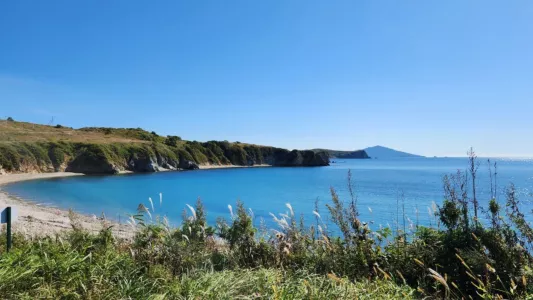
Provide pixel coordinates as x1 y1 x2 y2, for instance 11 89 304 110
4 158 533 229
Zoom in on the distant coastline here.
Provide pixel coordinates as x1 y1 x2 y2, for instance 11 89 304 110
364 145 423 158
0 120 330 176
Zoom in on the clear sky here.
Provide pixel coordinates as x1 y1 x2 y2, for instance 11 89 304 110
1 1 532 157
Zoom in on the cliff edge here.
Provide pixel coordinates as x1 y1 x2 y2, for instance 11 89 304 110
0 121 329 174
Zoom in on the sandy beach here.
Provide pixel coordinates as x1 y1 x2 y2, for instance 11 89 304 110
0 172 134 238
0 172 84 185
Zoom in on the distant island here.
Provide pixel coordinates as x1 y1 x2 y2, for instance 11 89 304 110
315 145 423 159
364 145 423 158
312 149 370 159
0 119 330 175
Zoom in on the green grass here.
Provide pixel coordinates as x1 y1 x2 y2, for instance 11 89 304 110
0 230 414 299
0 230 164 299
172 269 415 299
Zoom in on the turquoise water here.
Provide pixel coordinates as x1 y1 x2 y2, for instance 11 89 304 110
3 158 533 228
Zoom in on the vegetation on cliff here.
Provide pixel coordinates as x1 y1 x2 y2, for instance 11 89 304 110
0 120 329 174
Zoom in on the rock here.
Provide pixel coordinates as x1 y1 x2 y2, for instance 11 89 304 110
155 154 172 169
179 158 199 170
66 150 120 174
271 149 329 167
161 162 177 170
128 156 160 172
246 158 255 166
304 151 329 166
65 162 119 174
127 158 135 170
146 161 160 172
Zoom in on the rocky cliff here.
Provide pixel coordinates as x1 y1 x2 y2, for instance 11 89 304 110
0 141 329 175
0 121 329 175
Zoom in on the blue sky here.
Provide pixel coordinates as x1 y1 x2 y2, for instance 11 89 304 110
1 1 532 157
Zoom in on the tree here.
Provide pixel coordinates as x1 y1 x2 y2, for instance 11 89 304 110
165 135 182 147
6 117 14 122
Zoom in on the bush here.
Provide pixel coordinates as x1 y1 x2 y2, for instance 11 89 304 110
164 135 181 147
0 143 19 171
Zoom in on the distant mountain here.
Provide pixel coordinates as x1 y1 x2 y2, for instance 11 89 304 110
312 149 370 159
364 146 423 158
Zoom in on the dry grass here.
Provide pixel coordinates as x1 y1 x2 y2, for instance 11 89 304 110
0 120 148 144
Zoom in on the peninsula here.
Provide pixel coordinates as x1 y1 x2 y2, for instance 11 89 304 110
0 119 330 175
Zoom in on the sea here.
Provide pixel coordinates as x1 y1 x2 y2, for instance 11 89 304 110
3 158 533 230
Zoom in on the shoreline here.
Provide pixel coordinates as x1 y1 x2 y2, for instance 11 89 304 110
0 188 134 238
0 164 273 186
0 172 84 186
198 164 271 170
0 163 272 186
0 164 270 237
0 172 105 237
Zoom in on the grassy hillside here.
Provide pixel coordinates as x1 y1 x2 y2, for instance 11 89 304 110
0 120 149 143
0 120 329 174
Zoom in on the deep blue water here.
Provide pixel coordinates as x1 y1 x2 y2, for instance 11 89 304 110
3 158 533 229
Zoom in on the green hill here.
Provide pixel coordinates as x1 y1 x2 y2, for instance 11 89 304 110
0 119 329 174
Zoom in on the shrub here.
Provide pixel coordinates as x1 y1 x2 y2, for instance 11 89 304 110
165 135 181 147
0 143 20 171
